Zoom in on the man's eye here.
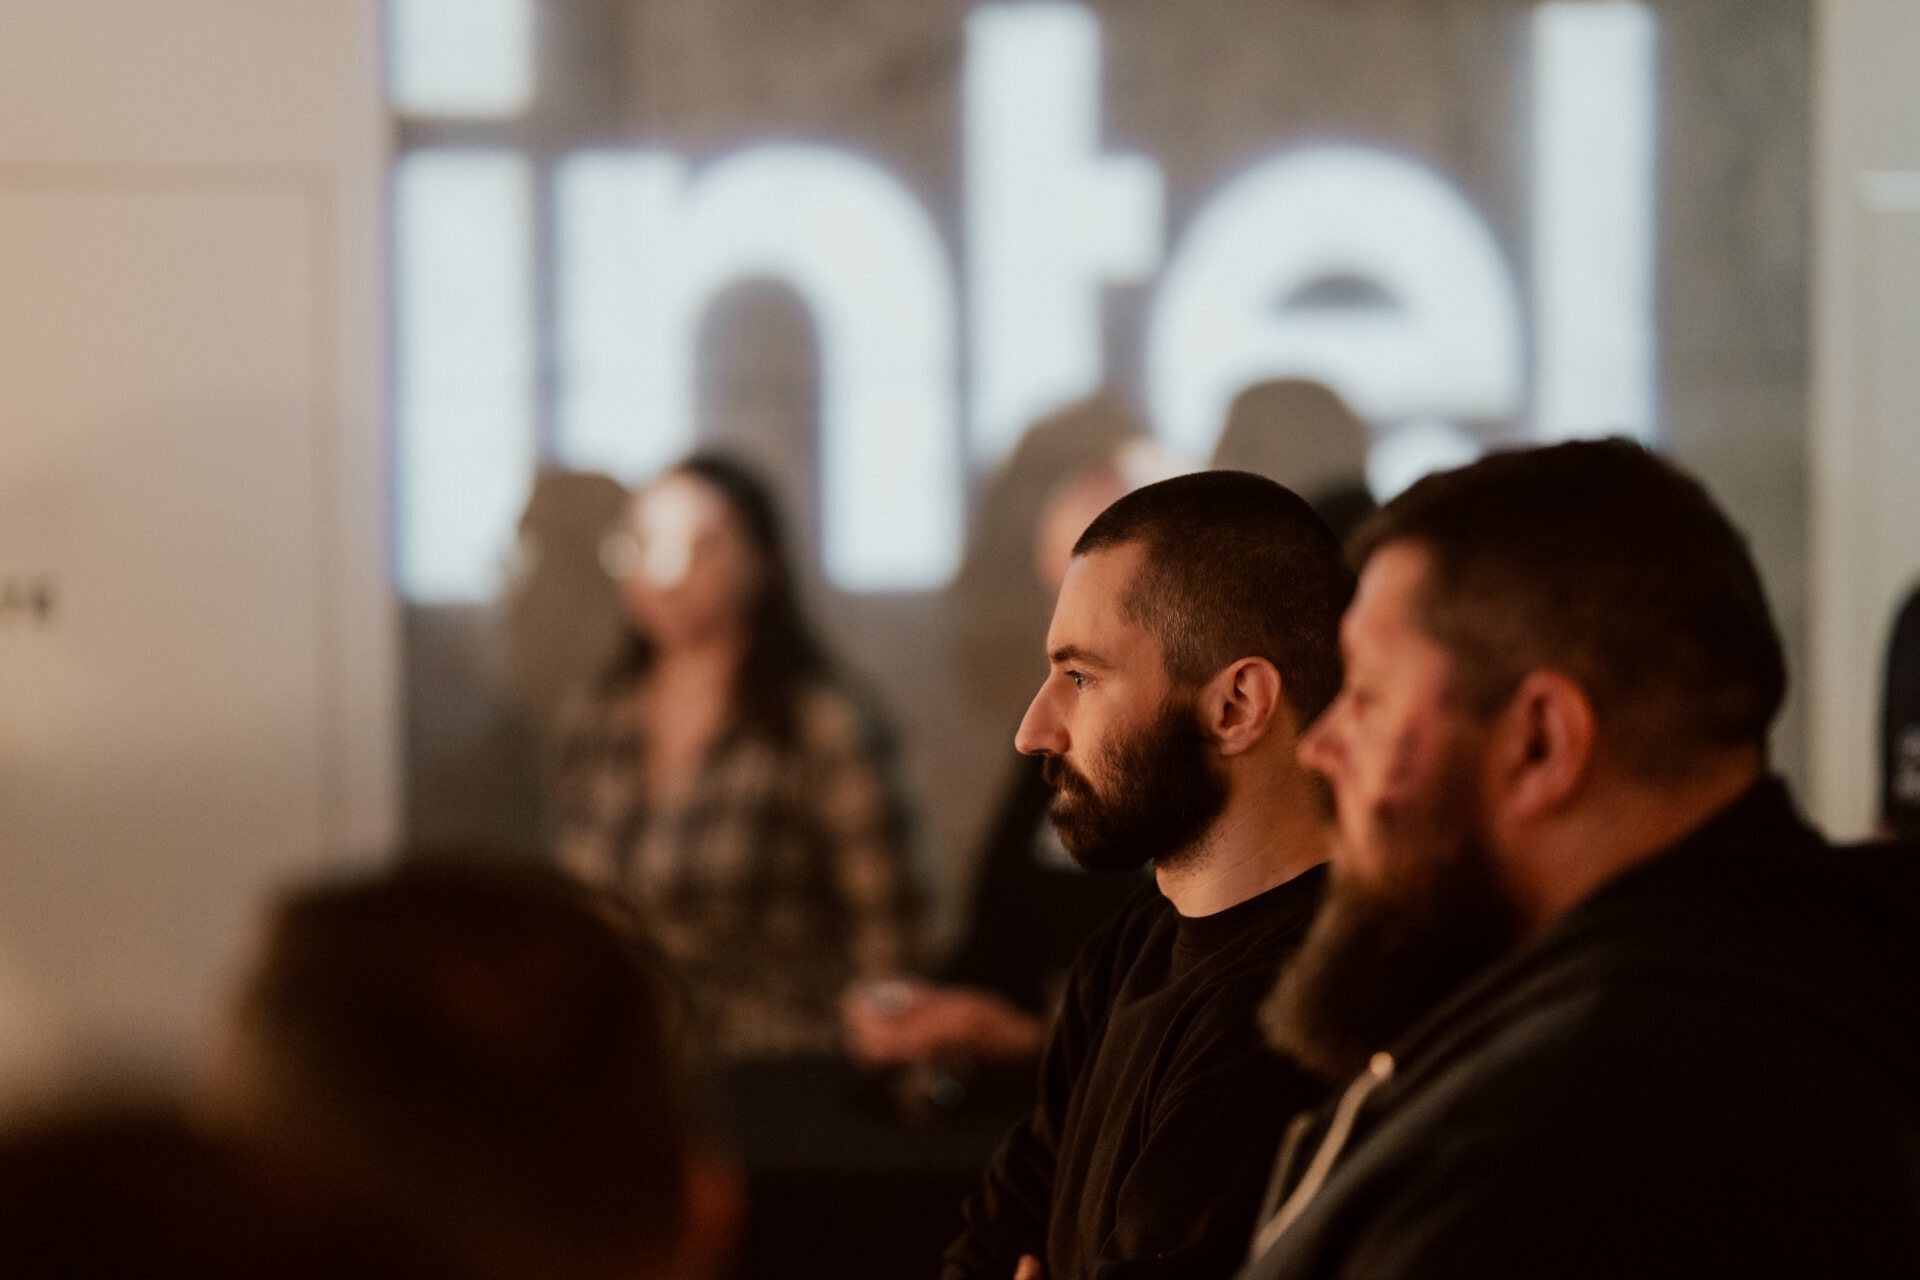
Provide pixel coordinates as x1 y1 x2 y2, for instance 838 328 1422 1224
1066 670 1089 691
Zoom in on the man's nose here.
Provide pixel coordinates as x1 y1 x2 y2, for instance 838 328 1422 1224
1297 706 1339 777
1015 681 1067 757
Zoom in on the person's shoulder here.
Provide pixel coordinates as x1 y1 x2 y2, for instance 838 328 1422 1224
1411 919 1917 1136
1550 838 1917 1031
1371 960 1920 1263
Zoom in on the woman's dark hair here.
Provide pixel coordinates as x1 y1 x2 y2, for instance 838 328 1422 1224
606 452 831 744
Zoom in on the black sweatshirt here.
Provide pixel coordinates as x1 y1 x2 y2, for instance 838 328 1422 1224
1239 778 1920 1280
944 864 1329 1280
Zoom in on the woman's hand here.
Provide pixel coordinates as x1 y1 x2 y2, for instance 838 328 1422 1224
841 980 1044 1065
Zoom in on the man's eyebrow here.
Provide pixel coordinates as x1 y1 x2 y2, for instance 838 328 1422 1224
1049 644 1110 670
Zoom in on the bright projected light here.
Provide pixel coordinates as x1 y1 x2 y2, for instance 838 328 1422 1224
556 147 962 592
1366 419 1483 502
1532 0 1657 443
394 2 1664 602
557 153 688 481
965 3 1164 463
1147 146 1524 462
388 0 534 118
395 152 534 603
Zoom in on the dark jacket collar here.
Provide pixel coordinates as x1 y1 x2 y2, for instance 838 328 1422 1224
1375 775 1824 1092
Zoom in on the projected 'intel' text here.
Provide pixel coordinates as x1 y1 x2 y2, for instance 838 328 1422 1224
393 0 1656 603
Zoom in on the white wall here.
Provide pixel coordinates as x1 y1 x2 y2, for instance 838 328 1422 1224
1810 0 1920 838
0 0 392 1078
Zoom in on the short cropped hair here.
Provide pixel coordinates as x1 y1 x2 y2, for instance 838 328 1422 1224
1354 438 1786 776
1074 470 1353 726
226 859 694 1280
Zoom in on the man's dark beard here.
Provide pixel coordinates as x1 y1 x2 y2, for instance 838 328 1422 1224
1260 786 1523 1082
1040 696 1227 873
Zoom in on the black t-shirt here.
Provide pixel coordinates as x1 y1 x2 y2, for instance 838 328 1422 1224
943 865 1329 1280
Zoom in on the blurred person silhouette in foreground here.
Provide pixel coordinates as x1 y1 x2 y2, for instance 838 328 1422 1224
845 400 1180 1077
0 1099 471 1279
212 859 737 1280
1243 440 1920 1279
943 471 1351 1280
1210 379 1377 543
550 453 923 1060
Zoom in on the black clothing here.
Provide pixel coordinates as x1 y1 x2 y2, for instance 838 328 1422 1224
943 755 1146 1014
1883 583 1920 840
1240 778 1920 1280
945 865 1329 1280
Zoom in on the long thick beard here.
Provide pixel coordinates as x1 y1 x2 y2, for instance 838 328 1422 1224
1261 816 1521 1082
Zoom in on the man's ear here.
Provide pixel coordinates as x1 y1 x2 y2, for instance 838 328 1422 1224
1203 657 1289 756
1489 670 1596 821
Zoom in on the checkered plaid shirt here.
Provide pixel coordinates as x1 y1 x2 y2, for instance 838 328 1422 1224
552 675 924 1059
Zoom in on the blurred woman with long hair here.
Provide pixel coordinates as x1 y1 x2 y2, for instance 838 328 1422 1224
551 454 923 1059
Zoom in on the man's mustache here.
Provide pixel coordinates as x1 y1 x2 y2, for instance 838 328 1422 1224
1041 754 1091 797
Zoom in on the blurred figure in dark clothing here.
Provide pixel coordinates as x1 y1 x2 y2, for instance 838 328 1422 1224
406 470 630 855
0 1101 470 1279
1211 379 1377 545
1881 581 1920 841
1245 440 1920 1279
501 468 632 736
846 451 1151 1070
1212 380 1372 515
951 396 1164 726
213 859 737 1280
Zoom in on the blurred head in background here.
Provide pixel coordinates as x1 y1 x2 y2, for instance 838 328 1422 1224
500 469 631 730
1210 378 1379 544
213 859 727 1280
1212 379 1369 493
1032 452 1146 598
953 395 1165 719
